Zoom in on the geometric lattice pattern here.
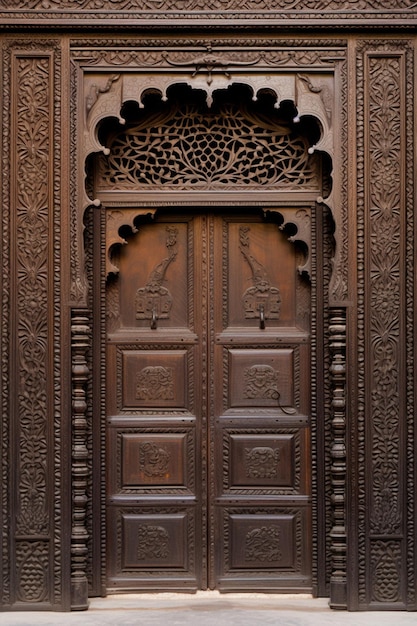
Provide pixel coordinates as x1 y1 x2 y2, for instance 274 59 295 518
96 102 320 190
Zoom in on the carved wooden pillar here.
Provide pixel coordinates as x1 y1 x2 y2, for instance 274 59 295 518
71 313 90 610
1 39 71 610
355 39 415 610
328 308 347 609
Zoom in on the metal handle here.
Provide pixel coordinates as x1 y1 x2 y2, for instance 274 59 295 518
151 308 158 330
259 304 265 330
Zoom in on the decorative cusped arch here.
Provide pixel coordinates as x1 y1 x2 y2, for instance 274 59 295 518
83 71 334 177
69 44 348 610
77 66 343 302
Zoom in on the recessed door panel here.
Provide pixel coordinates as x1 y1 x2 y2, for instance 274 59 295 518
106 210 311 592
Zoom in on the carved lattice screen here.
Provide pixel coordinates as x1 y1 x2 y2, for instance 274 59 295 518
95 99 323 192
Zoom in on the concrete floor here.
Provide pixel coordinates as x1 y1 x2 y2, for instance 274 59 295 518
1 593 416 626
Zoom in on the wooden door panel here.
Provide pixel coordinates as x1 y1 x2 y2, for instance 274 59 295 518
216 508 311 590
106 209 310 592
212 213 311 591
117 220 190 330
227 348 295 410
109 427 195 495
225 431 307 492
121 350 188 410
107 343 197 417
224 220 298 329
106 213 203 590
106 507 199 590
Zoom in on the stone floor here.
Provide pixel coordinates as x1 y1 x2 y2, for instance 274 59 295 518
1 593 416 626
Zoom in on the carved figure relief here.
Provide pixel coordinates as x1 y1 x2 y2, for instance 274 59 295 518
97 102 319 191
137 525 169 560
135 226 178 322
243 364 280 399
135 366 174 400
245 526 282 563
244 446 280 479
239 227 281 320
138 442 171 477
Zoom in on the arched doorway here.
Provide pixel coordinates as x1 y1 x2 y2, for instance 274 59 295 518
86 84 333 594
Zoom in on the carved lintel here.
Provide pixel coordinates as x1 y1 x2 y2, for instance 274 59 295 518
70 313 90 611
329 307 347 609
161 46 264 85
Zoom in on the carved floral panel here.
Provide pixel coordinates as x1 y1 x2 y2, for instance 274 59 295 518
12 52 53 605
356 40 413 609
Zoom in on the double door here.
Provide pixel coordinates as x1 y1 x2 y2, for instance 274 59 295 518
106 209 311 591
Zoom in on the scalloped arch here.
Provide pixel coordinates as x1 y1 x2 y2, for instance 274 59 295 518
82 72 333 177
80 69 341 301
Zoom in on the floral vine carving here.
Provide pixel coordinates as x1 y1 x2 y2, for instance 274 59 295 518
15 57 50 537
368 55 402 537
10 52 53 607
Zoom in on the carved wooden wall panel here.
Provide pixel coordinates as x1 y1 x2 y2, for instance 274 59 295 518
0 22 414 614
0 40 71 610
354 40 415 610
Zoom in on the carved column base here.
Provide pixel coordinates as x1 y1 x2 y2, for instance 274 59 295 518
71 578 89 611
329 582 347 610
329 526 347 609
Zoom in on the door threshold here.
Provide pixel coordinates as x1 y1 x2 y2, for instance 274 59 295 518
90 592 322 611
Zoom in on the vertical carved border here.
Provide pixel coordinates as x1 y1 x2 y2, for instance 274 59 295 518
69 57 88 306
1 36 12 609
0 39 65 609
404 39 415 610
356 40 413 609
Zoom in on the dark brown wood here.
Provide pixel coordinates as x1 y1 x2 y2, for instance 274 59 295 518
71 313 91 610
0 21 416 613
105 210 311 592
328 308 347 609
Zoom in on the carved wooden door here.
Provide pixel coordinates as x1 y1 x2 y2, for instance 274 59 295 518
106 209 311 592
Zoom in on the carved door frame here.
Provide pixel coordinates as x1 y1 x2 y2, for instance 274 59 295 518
68 38 349 610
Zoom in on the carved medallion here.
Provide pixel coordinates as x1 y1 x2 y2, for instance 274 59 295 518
138 441 171 477
135 366 174 400
239 227 281 320
244 364 280 399
137 525 169 561
244 446 280 479
135 226 178 321
245 526 282 563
